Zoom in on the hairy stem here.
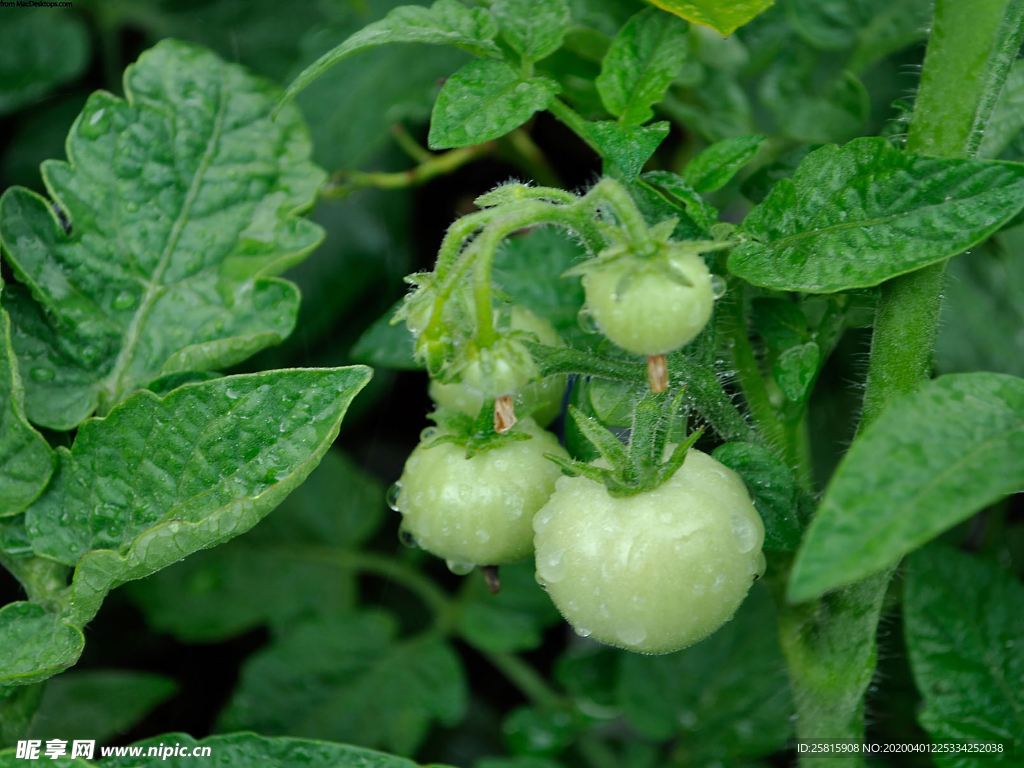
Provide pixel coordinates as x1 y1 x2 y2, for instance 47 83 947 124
780 2 1024 764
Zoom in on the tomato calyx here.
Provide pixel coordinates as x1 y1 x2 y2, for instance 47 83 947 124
424 401 539 458
545 385 705 496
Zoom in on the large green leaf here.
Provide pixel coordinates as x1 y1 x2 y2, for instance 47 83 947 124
29 670 177 744
0 683 41 749
0 304 52 517
595 8 689 127
279 0 501 108
787 0 931 58
128 449 384 642
644 0 774 36
0 732 441 767
428 59 560 149
730 138 1024 293
493 0 572 63
905 546 1024 760
0 9 90 116
587 121 670 180
0 365 372 685
789 373 1024 602
617 585 793 762
0 40 327 430
220 613 467 756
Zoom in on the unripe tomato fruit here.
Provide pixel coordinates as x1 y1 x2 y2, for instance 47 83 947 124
533 449 764 654
394 418 569 567
582 251 714 355
431 306 567 424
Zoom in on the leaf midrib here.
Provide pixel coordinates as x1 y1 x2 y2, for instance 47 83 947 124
99 82 228 412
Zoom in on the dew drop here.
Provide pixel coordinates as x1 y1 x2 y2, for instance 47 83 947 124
574 624 592 638
577 305 600 334
398 525 419 548
616 622 647 647
112 290 136 310
730 512 758 554
420 426 438 442
386 482 402 512
537 548 566 583
710 274 727 300
754 551 767 581
29 366 55 382
446 558 475 575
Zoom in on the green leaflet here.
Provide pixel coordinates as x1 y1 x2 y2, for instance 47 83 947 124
128 450 384 642
773 341 819 403
904 546 1024 760
586 121 670 180
979 58 1024 159
0 684 41 749
0 9 90 116
681 135 766 193
618 585 793 762
0 365 372 685
456 561 562 654
643 0 774 36
350 300 422 371
0 40 327 430
279 0 501 109
730 138 1024 293
712 442 802 551
502 707 576 758
595 8 690 127
642 171 719 231
29 670 177 744
0 303 52 517
219 613 467 756
789 373 1024 602
428 59 561 149
493 0 572 62
0 732 442 768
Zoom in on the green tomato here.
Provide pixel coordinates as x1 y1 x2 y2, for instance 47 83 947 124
533 449 765 654
394 418 569 567
431 306 567 421
582 252 714 355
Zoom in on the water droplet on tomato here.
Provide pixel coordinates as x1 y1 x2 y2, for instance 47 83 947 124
386 482 402 511
577 306 599 334
711 275 727 300
446 558 475 575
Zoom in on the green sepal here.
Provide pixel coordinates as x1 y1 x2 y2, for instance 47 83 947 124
425 402 533 458
566 406 629 468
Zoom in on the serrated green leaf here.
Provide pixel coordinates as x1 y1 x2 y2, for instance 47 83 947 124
429 59 561 149
0 40 327 431
617 585 793 761
644 0 774 36
595 8 689 126
0 366 371 685
279 0 501 108
730 138 1024 293
789 373 1024 602
713 442 801 550
641 171 719 231
457 561 562 653
493 0 572 62
0 305 52 517
587 120 670 180
905 545 1024 760
31 732 440 768
220 614 467 756
979 59 1024 160
682 135 765 192
128 449 383 642
0 9 90 116
29 670 177 744
773 341 819 402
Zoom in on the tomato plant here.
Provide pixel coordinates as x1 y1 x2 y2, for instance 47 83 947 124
1 0 1024 767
